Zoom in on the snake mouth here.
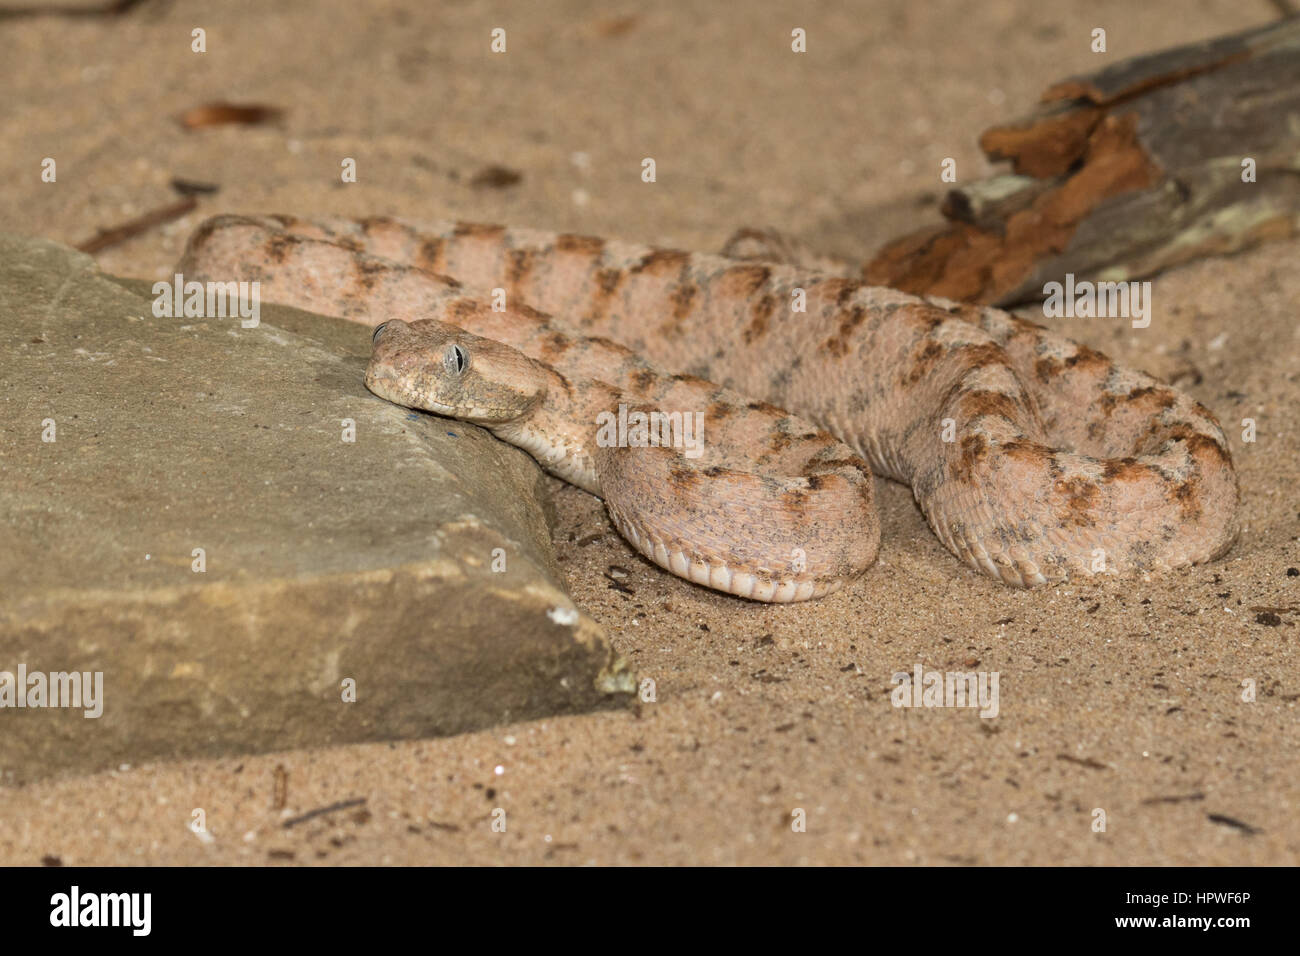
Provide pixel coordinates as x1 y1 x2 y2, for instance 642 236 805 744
366 368 453 416
364 364 511 422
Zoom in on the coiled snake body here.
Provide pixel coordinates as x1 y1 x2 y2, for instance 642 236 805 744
181 215 1239 601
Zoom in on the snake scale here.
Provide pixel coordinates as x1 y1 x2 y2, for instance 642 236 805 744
179 214 1239 602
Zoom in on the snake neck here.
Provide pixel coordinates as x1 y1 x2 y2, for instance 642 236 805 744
489 364 617 496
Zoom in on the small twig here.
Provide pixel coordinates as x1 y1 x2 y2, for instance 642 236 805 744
1140 792 1205 805
170 177 220 196
1207 812 1262 835
175 102 283 131
272 764 288 811
281 797 367 829
0 0 150 20
1056 753 1109 771
75 196 197 254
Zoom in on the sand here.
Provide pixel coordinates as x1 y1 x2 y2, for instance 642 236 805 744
1 0 1296 865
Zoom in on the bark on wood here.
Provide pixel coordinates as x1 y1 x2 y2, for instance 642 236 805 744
865 18 1300 306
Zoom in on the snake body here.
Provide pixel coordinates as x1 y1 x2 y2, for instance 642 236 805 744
180 214 1239 598
366 313 878 601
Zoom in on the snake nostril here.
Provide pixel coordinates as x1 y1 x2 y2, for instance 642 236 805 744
371 322 389 344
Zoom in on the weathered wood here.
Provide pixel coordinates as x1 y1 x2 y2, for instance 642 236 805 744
865 18 1300 306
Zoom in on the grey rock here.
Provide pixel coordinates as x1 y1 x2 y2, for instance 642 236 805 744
0 235 633 784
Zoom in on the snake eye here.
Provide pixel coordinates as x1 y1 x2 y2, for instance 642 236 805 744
371 321 390 344
444 343 470 375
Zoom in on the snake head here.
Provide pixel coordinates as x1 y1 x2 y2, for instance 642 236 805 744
366 318 547 424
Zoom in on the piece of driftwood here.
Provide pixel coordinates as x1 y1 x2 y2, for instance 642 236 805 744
865 18 1300 306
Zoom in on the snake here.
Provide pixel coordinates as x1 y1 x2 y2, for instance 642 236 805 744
179 214 1240 601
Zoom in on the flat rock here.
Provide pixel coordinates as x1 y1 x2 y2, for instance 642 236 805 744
0 235 634 783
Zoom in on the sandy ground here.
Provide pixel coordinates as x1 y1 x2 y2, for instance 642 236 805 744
2 0 1298 864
